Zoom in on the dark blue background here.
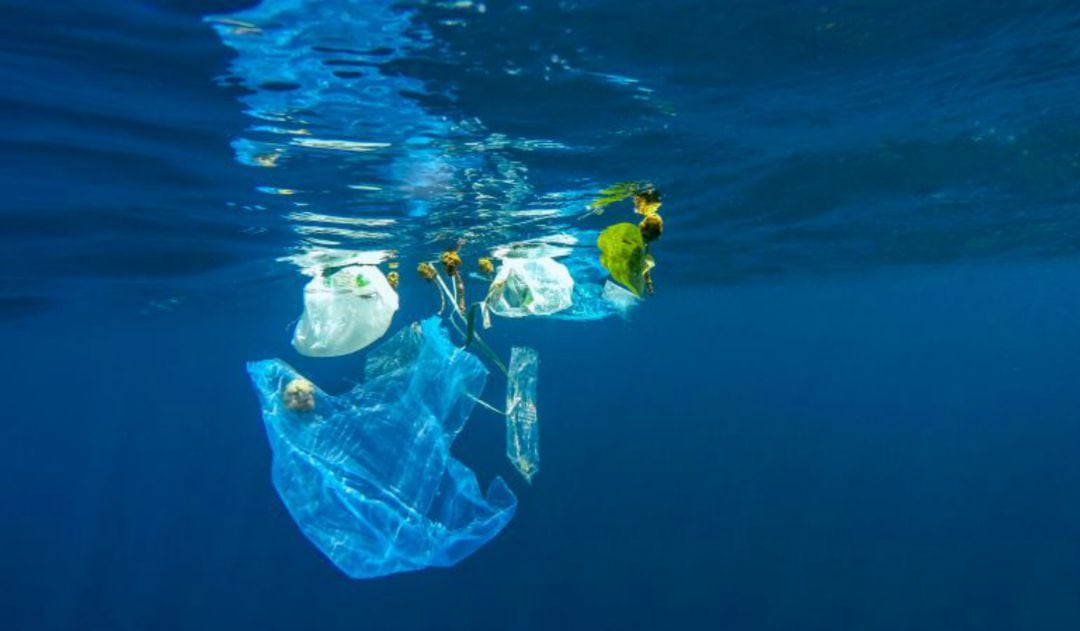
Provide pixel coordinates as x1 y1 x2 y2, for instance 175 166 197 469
6 260 1080 630
4 1 1080 629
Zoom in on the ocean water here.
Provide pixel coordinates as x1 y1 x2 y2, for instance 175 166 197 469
5 1 1080 629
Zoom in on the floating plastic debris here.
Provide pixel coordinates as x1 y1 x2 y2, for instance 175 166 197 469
601 280 640 317
539 253 639 321
506 346 540 482
487 257 574 318
292 265 398 357
248 318 517 579
480 232 639 322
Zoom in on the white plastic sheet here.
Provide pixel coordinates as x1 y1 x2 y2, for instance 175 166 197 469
292 265 399 357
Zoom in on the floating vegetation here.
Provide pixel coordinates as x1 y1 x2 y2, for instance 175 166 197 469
417 261 444 313
417 261 437 280
640 212 663 242
441 248 467 315
282 377 315 412
633 186 662 216
598 223 651 296
587 180 656 214
592 182 663 294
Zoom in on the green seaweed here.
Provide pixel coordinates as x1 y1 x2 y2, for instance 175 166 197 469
598 223 648 296
588 181 652 213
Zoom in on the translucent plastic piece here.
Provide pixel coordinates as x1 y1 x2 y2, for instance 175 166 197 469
601 280 641 317
487 257 574 318
248 318 517 579
292 265 399 357
506 347 540 482
548 252 641 321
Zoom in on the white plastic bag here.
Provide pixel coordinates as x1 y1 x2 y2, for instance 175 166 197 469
486 257 574 318
292 265 399 357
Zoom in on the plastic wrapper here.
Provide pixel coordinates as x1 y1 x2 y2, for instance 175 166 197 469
292 265 398 357
248 318 517 579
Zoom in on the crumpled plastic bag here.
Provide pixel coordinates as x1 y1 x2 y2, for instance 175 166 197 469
486 257 574 318
248 317 517 579
483 234 638 321
292 265 398 357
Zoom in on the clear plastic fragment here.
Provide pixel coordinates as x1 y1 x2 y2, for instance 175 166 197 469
506 346 540 482
601 280 641 317
551 245 640 321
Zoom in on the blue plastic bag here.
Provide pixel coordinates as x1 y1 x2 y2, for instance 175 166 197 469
247 317 516 578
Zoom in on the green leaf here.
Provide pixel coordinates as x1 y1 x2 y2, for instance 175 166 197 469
597 223 647 296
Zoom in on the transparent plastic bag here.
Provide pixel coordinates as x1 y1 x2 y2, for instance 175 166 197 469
486 257 574 318
248 318 517 579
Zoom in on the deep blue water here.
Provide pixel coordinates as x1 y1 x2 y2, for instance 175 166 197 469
5 1 1080 629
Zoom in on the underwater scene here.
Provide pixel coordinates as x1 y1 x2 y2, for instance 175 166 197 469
5 0 1080 629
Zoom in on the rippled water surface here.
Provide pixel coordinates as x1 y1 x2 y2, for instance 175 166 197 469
9 0 1080 302
5 1 1080 630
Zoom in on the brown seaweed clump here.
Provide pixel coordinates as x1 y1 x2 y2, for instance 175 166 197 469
639 213 663 243
283 377 316 412
417 262 437 281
